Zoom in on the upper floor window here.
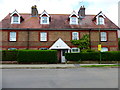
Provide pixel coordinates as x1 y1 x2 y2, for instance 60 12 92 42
101 32 107 41
10 10 20 24
98 16 104 25
40 32 47 41
70 17 78 25
41 17 49 24
40 10 50 24
69 11 79 25
13 16 19 23
72 32 79 40
9 32 16 41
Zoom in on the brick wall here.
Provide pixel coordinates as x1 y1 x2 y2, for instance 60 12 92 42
1 30 118 51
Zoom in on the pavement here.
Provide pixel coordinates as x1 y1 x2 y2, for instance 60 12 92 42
0 64 118 69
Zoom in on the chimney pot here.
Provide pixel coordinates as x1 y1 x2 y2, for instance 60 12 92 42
31 5 38 17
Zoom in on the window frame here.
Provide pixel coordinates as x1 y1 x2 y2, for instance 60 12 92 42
40 16 49 24
71 48 80 53
101 47 108 52
98 16 104 25
40 32 47 41
39 48 48 50
8 48 17 50
70 17 78 25
9 32 17 42
100 32 107 42
72 32 79 40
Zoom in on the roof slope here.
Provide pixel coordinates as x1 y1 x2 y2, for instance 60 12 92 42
0 13 119 29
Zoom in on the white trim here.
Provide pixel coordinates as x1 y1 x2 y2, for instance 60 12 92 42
10 10 20 24
71 48 80 53
49 38 71 49
69 11 79 25
96 12 105 25
72 32 79 40
40 10 50 24
9 32 16 41
69 11 79 18
40 32 47 41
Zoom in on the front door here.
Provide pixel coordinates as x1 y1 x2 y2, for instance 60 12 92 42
61 50 68 63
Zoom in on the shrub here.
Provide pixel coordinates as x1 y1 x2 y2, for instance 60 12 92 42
65 51 120 61
2 50 18 61
17 50 58 64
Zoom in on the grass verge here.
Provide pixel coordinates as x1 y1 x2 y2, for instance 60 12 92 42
81 65 120 68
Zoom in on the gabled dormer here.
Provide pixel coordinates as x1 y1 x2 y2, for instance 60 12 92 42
93 11 106 25
69 11 79 25
40 10 50 24
10 10 20 24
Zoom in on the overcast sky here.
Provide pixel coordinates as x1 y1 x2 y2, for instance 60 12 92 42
0 0 119 25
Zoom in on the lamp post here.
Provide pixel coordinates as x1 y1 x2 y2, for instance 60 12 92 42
98 28 102 64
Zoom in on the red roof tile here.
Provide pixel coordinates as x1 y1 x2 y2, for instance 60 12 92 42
0 13 119 29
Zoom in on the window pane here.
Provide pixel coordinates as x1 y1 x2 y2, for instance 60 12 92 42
98 17 104 25
8 48 17 50
101 47 108 52
72 32 79 40
40 32 47 41
71 48 80 53
70 17 78 24
101 32 107 41
42 17 47 24
13 16 19 22
10 32 16 41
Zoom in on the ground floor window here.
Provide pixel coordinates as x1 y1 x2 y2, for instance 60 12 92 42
71 48 80 53
39 48 48 50
8 48 17 50
101 47 108 52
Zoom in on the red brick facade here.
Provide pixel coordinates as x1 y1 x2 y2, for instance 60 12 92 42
0 5 119 62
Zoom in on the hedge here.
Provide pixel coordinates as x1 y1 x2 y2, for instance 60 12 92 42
2 50 18 61
17 50 58 63
2 50 58 63
65 51 120 61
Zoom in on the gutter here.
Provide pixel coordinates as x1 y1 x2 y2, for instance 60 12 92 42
0 28 119 31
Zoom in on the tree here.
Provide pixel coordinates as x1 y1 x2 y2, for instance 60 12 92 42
71 34 90 51
118 38 120 50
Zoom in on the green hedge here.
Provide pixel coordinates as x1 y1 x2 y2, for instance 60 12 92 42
65 51 120 61
17 50 57 64
2 50 18 61
2 50 58 63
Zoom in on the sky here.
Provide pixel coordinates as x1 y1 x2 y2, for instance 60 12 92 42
0 0 119 26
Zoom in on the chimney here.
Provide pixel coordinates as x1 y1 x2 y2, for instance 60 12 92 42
78 5 85 17
31 5 38 17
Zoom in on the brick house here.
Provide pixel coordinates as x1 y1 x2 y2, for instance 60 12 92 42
0 5 119 62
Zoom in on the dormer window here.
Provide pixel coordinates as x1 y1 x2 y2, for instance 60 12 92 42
10 10 20 24
98 16 104 25
41 16 49 24
95 11 105 25
70 17 78 25
69 11 79 25
40 10 50 24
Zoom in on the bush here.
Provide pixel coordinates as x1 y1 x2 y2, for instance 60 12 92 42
17 50 58 64
65 51 120 61
2 50 18 61
2 50 58 64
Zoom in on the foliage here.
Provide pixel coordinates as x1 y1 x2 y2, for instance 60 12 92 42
118 38 120 50
2 50 58 64
2 50 18 61
65 51 120 61
71 34 90 50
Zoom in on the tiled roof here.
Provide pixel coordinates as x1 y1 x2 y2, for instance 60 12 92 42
0 13 119 29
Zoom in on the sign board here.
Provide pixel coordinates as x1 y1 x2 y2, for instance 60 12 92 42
98 44 101 51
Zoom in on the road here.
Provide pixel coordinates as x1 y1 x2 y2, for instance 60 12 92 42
2 68 118 88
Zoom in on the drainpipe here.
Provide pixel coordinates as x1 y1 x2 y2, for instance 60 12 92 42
27 28 29 50
89 29 91 49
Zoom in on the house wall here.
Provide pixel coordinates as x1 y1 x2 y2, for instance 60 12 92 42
1 30 118 51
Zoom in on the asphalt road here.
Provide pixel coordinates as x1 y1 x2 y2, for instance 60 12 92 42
2 68 118 88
